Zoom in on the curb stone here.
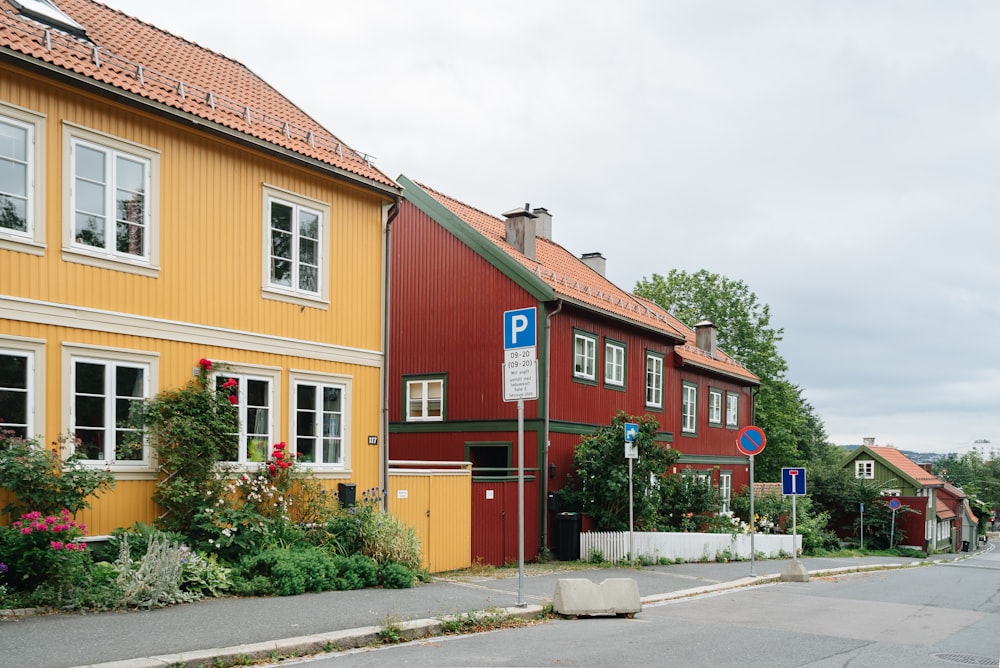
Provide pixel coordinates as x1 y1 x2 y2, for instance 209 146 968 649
72 604 545 668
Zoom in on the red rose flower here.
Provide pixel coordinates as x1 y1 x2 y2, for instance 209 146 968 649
228 395 238 405
199 358 212 370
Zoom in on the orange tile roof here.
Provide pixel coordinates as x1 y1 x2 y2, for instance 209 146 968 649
935 498 956 520
869 446 945 488
0 0 397 191
417 182 759 385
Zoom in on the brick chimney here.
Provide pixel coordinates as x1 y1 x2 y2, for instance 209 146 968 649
694 320 717 358
502 204 538 261
580 252 606 277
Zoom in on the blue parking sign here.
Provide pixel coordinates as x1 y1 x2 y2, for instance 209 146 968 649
504 307 536 349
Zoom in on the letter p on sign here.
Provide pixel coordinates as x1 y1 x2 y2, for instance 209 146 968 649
504 307 537 349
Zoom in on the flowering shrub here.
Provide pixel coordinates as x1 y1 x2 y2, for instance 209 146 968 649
0 434 114 519
0 509 88 592
143 358 238 533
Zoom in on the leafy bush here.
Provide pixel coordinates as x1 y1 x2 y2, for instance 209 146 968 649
324 490 423 571
232 546 378 596
561 412 680 530
0 435 114 519
0 509 89 592
378 562 414 589
142 359 237 534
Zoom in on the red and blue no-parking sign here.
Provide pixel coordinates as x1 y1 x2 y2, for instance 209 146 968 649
736 425 767 456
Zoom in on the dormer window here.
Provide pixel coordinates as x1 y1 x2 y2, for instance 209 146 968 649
9 0 87 39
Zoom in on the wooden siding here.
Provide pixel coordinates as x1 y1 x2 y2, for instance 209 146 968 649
388 463 472 572
471 478 540 566
0 63 389 533
0 67 387 351
390 202 539 422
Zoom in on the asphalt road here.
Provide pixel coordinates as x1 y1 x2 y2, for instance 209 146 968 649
282 551 1000 667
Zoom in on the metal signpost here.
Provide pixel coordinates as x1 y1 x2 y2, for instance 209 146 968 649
502 307 537 608
736 426 767 576
860 502 865 550
781 467 806 560
888 497 901 549
624 422 639 561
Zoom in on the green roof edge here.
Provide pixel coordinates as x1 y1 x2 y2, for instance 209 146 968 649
397 175 554 302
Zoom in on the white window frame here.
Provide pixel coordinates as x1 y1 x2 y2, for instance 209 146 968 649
262 184 329 308
708 388 723 426
855 459 875 479
291 371 350 469
215 366 279 465
0 102 46 254
63 345 157 468
63 123 160 276
681 382 698 434
725 391 739 428
573 331 597 382
719 472 732 513
645 351 663 409
604 340 625 388
405 377 444 422
0 339 44 439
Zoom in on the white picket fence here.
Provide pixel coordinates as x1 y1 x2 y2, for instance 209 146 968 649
580 531 801 563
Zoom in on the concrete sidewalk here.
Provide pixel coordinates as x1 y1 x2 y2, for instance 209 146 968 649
0 551 982 668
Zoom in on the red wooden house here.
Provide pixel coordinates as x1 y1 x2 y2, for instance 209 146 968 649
389 176 759 563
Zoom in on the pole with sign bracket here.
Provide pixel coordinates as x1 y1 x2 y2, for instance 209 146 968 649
736 426 767 576
502 308 538 607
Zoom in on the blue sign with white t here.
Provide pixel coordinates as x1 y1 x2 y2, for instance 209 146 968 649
503 307 537 349
781 467 806 496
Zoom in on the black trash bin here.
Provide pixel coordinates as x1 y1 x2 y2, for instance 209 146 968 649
556 512 582 561
961 540 970 552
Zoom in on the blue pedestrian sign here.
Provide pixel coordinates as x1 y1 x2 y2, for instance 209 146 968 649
503 307 537 350
624 422 639 443
781 467 806 496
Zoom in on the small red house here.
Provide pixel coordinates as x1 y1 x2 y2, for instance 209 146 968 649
389 176 759 563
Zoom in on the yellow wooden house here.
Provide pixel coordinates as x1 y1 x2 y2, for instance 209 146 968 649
0 0 401 535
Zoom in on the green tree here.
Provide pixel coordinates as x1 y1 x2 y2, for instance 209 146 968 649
934 447 1000 527
560 412 680 531
634 269 836 479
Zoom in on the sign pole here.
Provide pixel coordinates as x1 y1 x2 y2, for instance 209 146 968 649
791 490 797 561
749 454 756 576
890 506 896 551
519 395 529 607
628 456 634 562
860 503 864 550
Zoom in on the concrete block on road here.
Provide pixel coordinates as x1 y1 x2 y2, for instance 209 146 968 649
780 560 811 582
553 578 641 617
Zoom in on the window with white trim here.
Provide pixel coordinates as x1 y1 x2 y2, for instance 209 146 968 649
71 356 149 464
573 331 597 381
0 348 33 439
645 351 663 408
719 472 732 513
726 392 739 428
216 372 274 464
681 382 698 434
708 388 723 425
405 377 444 422
0 103 45 253
604 340 625 388
71 138 150 258
855 459 875 479
263 186 329 304
294 379 346 467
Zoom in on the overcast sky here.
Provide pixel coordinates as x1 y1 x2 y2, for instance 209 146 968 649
103 1 999 455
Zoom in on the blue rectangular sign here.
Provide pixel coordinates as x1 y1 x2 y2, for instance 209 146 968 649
781 467 806 496
503 307 537 350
